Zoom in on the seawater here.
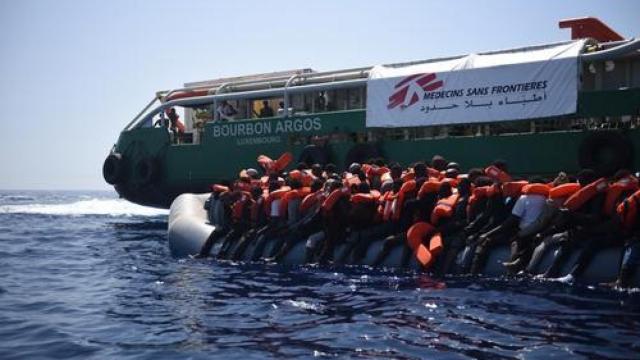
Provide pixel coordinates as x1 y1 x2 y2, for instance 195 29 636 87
0 190 639 359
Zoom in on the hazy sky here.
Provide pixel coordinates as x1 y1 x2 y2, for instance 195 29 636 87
0 0 638 190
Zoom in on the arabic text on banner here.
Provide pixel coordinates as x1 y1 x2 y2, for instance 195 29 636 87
365 41 584 128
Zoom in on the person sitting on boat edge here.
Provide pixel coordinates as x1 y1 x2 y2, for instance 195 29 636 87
552 170 638 283
604 188 640 288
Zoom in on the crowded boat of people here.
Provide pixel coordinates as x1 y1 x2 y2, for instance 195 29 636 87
194 152 640 288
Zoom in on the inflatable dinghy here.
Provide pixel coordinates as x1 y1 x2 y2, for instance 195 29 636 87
168 193 640 287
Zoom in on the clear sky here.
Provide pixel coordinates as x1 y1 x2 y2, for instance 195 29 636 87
0 0 637 190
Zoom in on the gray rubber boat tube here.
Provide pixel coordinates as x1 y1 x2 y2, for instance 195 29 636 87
167 193 639 287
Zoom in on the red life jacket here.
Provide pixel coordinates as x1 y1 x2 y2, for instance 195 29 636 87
211 184 230 194
603 176 639 216
485 165 512 183
430 193 460 225
522 183 551 197
351 191 381 204
563 178 608 211
617 189 640 232
467 184 499 217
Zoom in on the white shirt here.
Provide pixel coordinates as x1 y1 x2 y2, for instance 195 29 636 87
511 194 547 230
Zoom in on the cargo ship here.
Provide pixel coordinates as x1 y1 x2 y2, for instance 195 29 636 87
103 17 640 209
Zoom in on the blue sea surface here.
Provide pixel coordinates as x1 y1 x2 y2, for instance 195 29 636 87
0 190 639 359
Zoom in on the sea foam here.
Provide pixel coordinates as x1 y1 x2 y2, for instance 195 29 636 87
0 198 168 217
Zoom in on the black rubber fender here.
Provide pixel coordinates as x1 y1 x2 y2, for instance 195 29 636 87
578 131 633 176
298 144 330 166
135 157 158 185
344 143 380 168
102 153 124 185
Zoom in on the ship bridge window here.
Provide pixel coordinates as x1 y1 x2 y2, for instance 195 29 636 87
250 98 281 119
325 86 366 112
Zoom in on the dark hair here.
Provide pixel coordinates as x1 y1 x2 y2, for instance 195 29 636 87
357 182 371 194
613 169 632 181
414 162 427 178
311 178 324 192
296 162 308 171
438 182 452 198
324 163 337 174
492 159 508 172
474 176 494 187
458 177 472 196
431 155 447 171
577 169 597 186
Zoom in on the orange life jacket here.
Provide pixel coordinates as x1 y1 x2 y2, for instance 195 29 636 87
563 178 608 212
351 191 381 204
603 176 639 216
211 184 230 194
485 165 512 183
300 191 326 214
417 180 441 200
264 186 291 217
428 167 442 180
617 189 640 232
502 181 528 199
278 189 305 219
322 187 351 215
430 193 460 225
393 180 417 221
231 191 253 222
381 191 397 222
250 194 267 224
406 222 441 268
549 183 581 200
522 183 551 197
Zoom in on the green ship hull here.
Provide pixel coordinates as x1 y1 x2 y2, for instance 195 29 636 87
109 88 640 208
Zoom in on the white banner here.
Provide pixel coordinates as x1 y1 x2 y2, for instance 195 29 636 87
366 41 584 128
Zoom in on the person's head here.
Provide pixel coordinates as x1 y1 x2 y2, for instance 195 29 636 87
357 182 371 194
392 179 403 193
413 162 427 178
311 164 323 178
446 162 460 171
438 182 452 198
262 100 269 107
613 169 632 181
324 163 336 175
474 176 494 187
311 178 324 193
431 155 447 171
246 168 260 180
348 162 361 174
296 162 308 171
492 159 508 172
458 177 472 196
325 179 341 192
467 168 484 183
279 101 285 109
251 186 263 199
577 169 597 186
389 162 402 180
374 158 386 167
289 178 302 190
445 168 459 179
